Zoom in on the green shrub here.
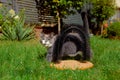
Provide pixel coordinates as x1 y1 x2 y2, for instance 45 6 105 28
107 22 120 37
1 8 35 41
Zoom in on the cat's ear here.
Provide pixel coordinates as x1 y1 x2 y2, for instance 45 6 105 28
40 32 44 37
50 32 55 38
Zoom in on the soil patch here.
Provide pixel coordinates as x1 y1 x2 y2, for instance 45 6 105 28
50 60 93 70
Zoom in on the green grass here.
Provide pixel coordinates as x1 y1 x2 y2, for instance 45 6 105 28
0 36 120 80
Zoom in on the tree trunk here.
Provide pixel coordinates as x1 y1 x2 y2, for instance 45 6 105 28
57 11 61 34
99 21 103 35
101 23 103 35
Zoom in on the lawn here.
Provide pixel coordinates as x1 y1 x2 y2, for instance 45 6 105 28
0 36 120 80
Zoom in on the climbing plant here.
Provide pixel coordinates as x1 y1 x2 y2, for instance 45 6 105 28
35 0 84 34
49 0 84 34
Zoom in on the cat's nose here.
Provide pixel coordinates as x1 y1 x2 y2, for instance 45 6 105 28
46 41 50 45
46 41 52 47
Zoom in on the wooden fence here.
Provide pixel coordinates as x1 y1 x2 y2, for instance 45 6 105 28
0 0 38 23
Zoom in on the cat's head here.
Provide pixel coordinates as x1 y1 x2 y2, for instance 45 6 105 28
40 32 56 47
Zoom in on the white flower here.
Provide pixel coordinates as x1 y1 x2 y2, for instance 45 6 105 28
9 9 15 17
0 3 3 7
14 15 19 20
